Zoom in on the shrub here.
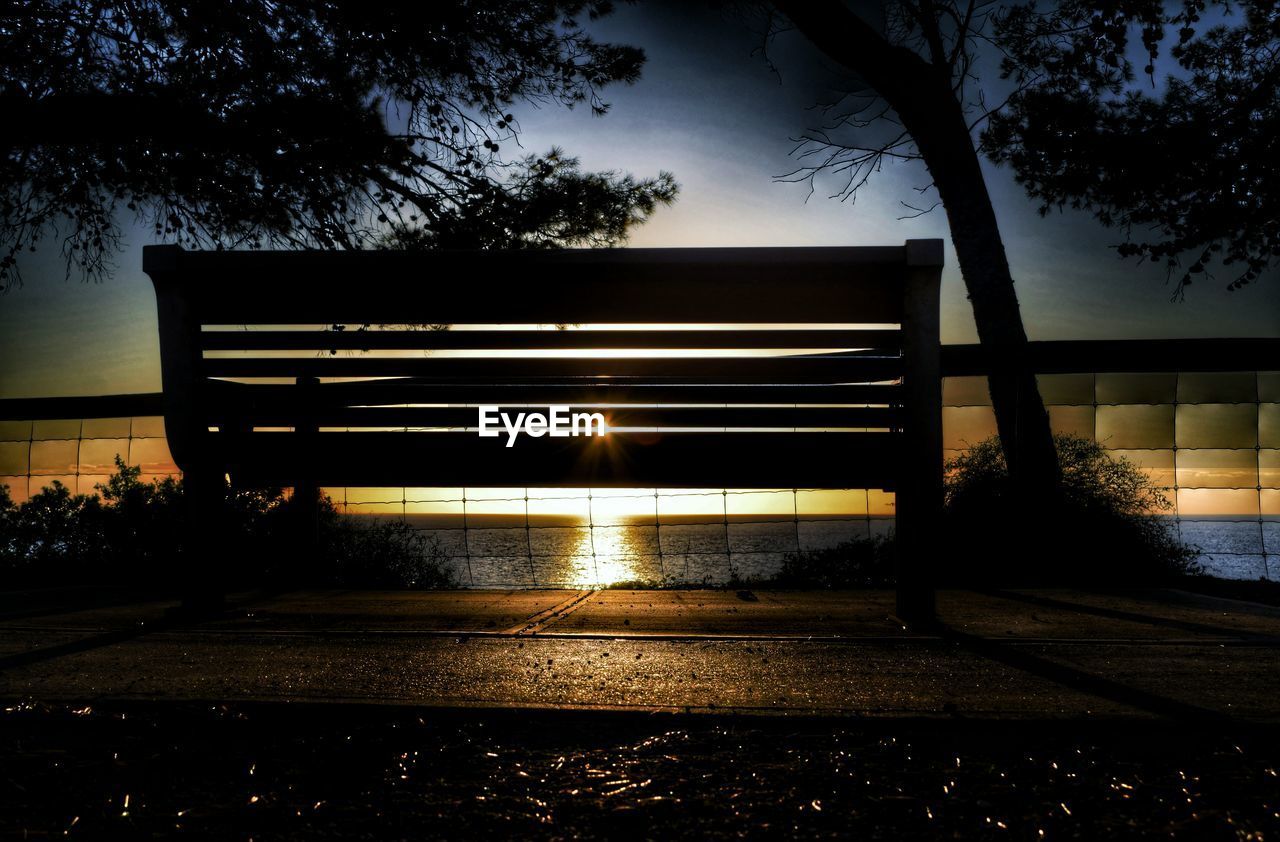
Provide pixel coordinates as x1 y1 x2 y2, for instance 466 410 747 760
0 460 454 591
0 481 107 583
943 434 1200 584
318 512 454 589
758 534 895 589
96 458 187 584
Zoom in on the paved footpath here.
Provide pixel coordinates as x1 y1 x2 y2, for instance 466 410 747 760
2 588 1279 722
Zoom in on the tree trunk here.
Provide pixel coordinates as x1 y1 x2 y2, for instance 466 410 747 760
895 77 1061 492
775 1 1061 493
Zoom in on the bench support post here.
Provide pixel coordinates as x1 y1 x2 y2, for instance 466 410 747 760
145 246 228 613
180 463 227 612
896 240 944 626
292 376 322 575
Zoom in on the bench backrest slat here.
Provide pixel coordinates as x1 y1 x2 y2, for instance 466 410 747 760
149 247 910 324
200 328 904 352
199 354 903 382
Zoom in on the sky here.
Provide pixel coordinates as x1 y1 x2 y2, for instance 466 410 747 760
1 2 1277 399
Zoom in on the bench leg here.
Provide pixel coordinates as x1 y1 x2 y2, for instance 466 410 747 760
293 478 321 574
292 374 322 579
180 465 226 613
898 244 943 629
895 540 937 628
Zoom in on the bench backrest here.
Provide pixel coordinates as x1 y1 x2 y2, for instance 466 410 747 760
142 243 943 496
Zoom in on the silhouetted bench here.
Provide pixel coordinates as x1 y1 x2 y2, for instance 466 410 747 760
144 242 943 621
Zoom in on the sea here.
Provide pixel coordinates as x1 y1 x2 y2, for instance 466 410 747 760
398 515 1276 587
404 517 889 588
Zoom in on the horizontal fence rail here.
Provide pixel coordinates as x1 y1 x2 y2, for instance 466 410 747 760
944 338 1280 375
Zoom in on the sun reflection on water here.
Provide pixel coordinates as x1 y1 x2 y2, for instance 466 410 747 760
566 524 638 588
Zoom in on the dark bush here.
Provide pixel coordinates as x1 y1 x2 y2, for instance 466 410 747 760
943 434 1201 584
318 507 454 589
760 534 896 589
0 480 107 583
0 459 454 591
95 458 188 584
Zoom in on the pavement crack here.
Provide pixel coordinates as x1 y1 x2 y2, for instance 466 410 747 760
504 590 598 636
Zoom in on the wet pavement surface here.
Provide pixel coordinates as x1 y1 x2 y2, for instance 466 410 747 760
4 587 1280 838
1 587 1280 722
3 701 1278 840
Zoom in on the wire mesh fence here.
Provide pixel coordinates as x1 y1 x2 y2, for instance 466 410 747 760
943 371 1279 580
322 485 892 587
2 369 1277 584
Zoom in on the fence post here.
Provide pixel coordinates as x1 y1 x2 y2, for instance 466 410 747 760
897 239 944 626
